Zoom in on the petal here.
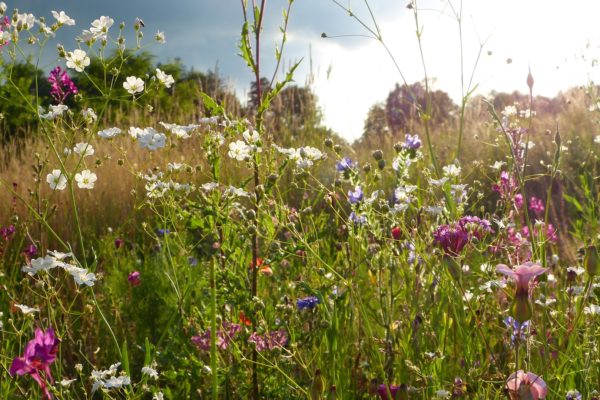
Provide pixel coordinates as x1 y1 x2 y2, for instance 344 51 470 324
505 370 524 391
496 264 515 278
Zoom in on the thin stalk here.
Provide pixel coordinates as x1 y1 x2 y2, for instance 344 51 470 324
210 258 219 400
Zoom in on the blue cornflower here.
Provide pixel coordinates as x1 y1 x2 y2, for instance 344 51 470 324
403 133 422 150
297 296 320 310
336 157 355 172
347 186 363 204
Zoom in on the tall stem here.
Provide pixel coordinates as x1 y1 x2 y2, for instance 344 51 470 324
210 258 218 400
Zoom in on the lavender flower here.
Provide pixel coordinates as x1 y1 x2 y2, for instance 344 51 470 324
503 316 530 344
403 133 421 150
192 322 241 351
349 212 366 226
566 390 582 400
347 186 363 204
248 330 288 352
336 157 355 172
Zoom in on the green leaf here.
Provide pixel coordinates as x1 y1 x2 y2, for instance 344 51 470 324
121 339 131 377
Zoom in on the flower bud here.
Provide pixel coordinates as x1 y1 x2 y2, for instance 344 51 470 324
585 245 599 276
377 159 386 170
324 138 333 148
511 296 532 324
372 149 383 161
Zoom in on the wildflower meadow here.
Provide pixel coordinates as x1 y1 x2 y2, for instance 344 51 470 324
1 1 600 399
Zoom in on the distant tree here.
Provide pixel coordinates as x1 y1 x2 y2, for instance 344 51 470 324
248 77 271 110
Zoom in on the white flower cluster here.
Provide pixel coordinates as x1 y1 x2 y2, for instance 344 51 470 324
155 69 175 89
273 144 325 170
39 104 69 120
129 127 167 150
143 172 194 199
228 129 263 161
91 362 131 392
81 16 114 43
22 251 97 287
159 121 199 139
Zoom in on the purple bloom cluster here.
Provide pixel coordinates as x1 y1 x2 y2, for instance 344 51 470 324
10 328 60 400
349 212 366 226
347 186 363 204
248 329 288 352
378 384 401 400
336 157 355 172
402 133 421 150
528 196 545 216
296 296 319 310
191 322 242 352
433 216 494 256
1 224 15 240
48 66 78 104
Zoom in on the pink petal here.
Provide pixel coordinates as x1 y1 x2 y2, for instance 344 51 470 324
496 264 515 278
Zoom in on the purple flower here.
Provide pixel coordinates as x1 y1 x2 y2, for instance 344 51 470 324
192 322 241 351
114 238 124 249
377 384 401 400
1 224 15 240
336 157 355 172
349 212 366 226
48 66 78 104
297 296 320 310
503 316 530 344
23 244 38 259
433 224 469 256
347 186 363 204
402 133 421 150
10 328 60 400
128 271 141 286
529 196 545 216
248 329 288 352
157 228 170 237
566 390 582 400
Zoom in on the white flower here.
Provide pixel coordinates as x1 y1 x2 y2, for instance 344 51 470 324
48 250 73 260
82 108 98 123
159 122 199 139
224 186 249 198
90 16 114 38
442 164 461 177
153 392 164 400
15 304 40 314
75 170 97 189
201 182 219 192
435 390 450 398
52 11 75 26
594 135 600 145
167 162 184 172
228 140 251 161
584 304 600 315
138 128 167 150
0 2 6 15
501 105 517 118
73 142 94 157
155 31 166 44
128 126 144 139
21 256 58 276
64 265 97 286
141 366 159 379
98 127 122 139
491 161 505 170
65 49 90 72
123 76 144 95
243 129 260 144
60 379 77 387
39 104 69 119
155 68 174 88
47 169 68 190
13 13 35 30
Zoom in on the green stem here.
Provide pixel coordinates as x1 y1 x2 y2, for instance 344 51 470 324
210 258 219 400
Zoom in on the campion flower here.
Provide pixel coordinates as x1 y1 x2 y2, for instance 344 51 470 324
75 170 97 189
48 66 78 104
141 366 159 380
46 169 67 190
155 30 166 43
433 216 494 256
123 76 144 95
65 49 90 72
90 16 114 38
347 186 363 204
1 224 15 240
63 265 97 286
9 328 60 400
13 12 35 30
98 127 121 139
228 140 251 161
91 362 130 392
128 271 141 286
155 68 174 88
297 296 320 310
137 128 166 150
51 10 75 26
14 304 40 314
377 384 402 400
505 370 547 400
159 122 199 139
39 104 69 120
73 142 94 157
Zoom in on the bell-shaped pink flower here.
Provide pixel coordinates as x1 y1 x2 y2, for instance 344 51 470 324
506 370 547 399
496 262 547 296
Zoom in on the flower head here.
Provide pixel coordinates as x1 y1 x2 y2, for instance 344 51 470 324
123 76 144 95
51 11 75 26
336 157 355 172
10 328 60 400
403 133 422 150
155 68 174 88
65 49 90 72
496 262 547 296
128 271 141 286
297 296 320 310
505 370 547 400
48 66 78 104
347 186 363 204
46 169 67 190
74 170 97 189
377 384 401 400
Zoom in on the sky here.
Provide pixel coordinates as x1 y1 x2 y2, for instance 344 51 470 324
13 0 600 141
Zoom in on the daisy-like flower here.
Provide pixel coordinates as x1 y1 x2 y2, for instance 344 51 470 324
141 366 159 379
46 169 67 190
137 128 166 150
155 31 166 44
228 140 251 161
505 370 547 399
82 108 97 123
14 304 40 314
73 142 94 157
13 13 35 30
75 170 97 189
98 127 121 139
123 76 144 95
51 11 75 26
39 104 69 120
65 49 90 72
155 68 174 88
443 163 461 178
90 16 114 38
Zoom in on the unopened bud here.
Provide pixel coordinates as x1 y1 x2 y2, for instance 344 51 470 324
584 245 599 276
372 149 383 161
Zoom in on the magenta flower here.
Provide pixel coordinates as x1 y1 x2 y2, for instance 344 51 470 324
505 370 547 399
528 196 545 216
9 328 60 399
496 262 547 296
377 384 401 399
48 66 78 104
128 271 141 286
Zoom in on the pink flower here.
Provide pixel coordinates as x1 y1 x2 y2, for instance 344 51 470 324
128 271 141 286
10 328 60 399
496 262 547 296
505 370 547 399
